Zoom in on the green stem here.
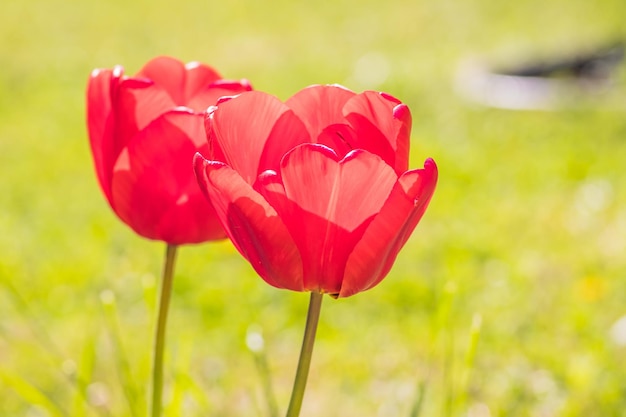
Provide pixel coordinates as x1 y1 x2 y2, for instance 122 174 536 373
150 244 178 417
285 291 323 417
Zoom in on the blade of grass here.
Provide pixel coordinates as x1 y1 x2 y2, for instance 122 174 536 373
176 373 212 412
1 278 99 413
165 340 189 417
457 313 483 412
440 281 457 417
246 325 279 417
100 289 141 416
0 368 68 417
408 380 427 417
409 280 457 417
71 330 109 417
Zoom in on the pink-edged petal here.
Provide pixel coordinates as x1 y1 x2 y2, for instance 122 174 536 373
261 144 397 294
114 76 175 147
314 123 358 159
87 66 125 204
182 61 222 104
184 60 252 111
194 154 304 290
207 91 309 184
110 110 222 244
339 158 438 297
187 80 252 112
210 78 253 91
285 84 355 148
135 56 188 104
281 145 397 230
343 91 411 175
152 191 226 244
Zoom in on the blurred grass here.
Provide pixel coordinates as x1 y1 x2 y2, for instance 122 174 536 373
1 0 626 415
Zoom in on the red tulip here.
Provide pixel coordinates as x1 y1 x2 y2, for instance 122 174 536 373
194 85 437 297
87 56 252 244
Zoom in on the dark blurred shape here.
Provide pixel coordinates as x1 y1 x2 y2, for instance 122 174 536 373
495 42 624 81
455 41 624 110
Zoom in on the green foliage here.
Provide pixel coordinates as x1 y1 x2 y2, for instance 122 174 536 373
1 0 626 415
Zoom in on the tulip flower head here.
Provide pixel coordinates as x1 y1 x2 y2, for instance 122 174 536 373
195 85 437 297
87 56 252 244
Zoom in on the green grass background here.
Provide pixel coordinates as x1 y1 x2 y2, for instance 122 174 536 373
1 0 626 415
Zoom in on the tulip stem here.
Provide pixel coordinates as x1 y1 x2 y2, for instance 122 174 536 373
285 291 324 417
150 244 178 417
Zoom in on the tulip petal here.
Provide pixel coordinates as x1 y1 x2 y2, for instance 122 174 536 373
340 158 438 297
259 144 397 294
343 91 411 175
136 56 189 105
185 65 253 111
207 91 309 184
182 61 222 104
194 154 304 290
113 59 186 144
115 76 175 144
110 110 224 244
285 85 356 155
87 66 125 204
281 145 397 230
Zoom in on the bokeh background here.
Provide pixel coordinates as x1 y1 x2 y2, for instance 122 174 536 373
1 0 626 415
